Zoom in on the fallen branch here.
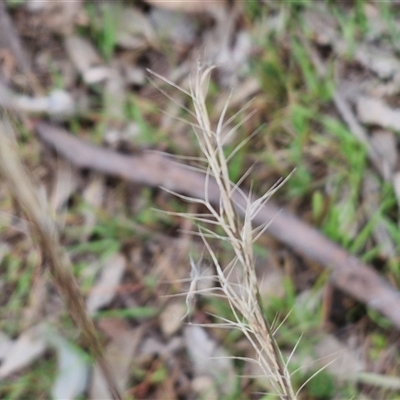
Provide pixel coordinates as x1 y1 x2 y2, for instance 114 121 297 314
35 121 400 329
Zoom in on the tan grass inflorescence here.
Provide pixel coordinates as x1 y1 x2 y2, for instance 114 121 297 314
153 64 297 399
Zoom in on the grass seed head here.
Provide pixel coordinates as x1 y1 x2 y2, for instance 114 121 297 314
178 64 297 399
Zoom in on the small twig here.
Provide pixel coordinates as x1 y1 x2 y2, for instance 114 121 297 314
0 114 123 400
34 121 400 330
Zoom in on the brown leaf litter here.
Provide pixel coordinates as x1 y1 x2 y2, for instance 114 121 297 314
1 1 400 399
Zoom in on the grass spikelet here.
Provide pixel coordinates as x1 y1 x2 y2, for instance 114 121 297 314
152 63 297 399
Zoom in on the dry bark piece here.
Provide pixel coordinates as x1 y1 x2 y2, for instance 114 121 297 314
34 121 400 330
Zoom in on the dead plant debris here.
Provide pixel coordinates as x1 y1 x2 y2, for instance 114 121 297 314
1 1 400 399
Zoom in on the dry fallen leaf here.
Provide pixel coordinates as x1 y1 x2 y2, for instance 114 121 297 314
353 45 400 80
0 331 12 360
81 174 105 240
0 325 48 379
202 7 253 86
357 96 400 131
13 89 75 120
159 301 186 337
103 65 127 121
305 5 400 81
149 8 197 46
64 35 109 85
49 158 79 214
314 334 365 378
192 375 218 400
302 6 338 45
184 325 236 397
256 262 285 300
115 6 157 50
28 1 83 36
47 329 89 400
370 130 398 179
90 325 144 399
86 253 127 315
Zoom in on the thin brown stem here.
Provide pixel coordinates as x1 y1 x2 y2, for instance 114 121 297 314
0 114 123 400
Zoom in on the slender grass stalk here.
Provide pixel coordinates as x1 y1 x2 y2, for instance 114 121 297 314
0 113 123 400
152 64 296 399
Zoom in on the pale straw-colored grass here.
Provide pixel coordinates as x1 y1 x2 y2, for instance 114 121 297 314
151 63 297 399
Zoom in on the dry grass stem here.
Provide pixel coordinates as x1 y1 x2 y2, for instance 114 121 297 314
0 113 123 400
154 65 297 399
